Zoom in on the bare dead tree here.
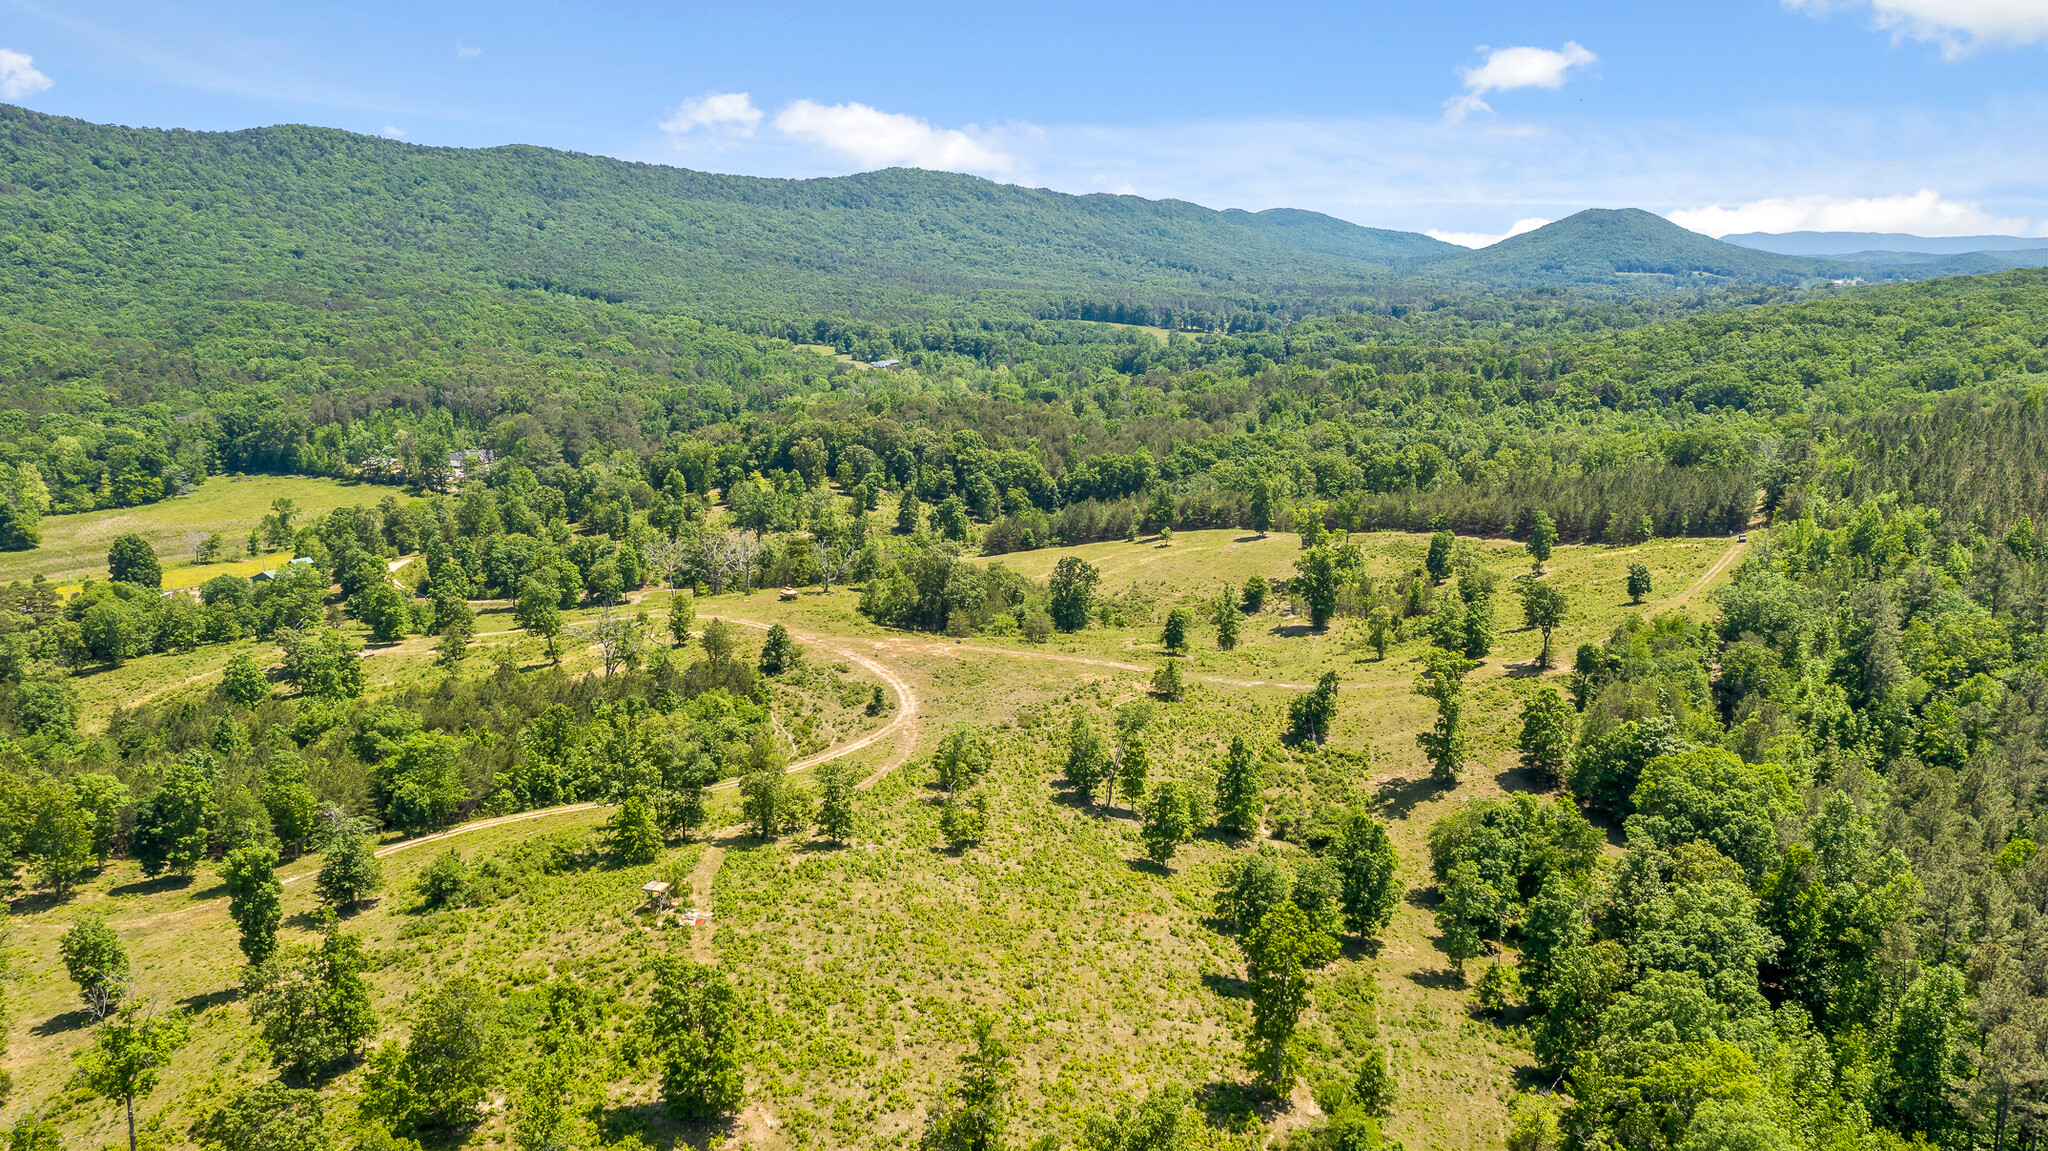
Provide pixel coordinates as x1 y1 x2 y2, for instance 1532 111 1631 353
812 536 859 593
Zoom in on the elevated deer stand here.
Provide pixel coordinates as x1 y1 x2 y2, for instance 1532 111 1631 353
641 880 673 919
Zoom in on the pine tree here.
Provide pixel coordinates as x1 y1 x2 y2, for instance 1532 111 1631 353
1161 607 1190 654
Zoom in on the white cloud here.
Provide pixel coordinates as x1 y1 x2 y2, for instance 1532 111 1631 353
1445 42 1596 122
1427 218 1551 248
381 125 406 139
455 42 483 59
659 91 764 138
1787 0 2048 57
773 99 1012 174
0 49 53 101
1667 189 2032 236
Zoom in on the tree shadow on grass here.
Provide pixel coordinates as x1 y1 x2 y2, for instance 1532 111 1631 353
180 986 240 1015
1503 660 1549 679
1493 763 1553 796
1370 774 1450 822
1194 1079 1285 1132
1202 972 1250 1000
596 1100 734 1151
1406 967 1466 991
8 889 68 915
186 882 228 902
1271 623 1317 639
107 873 192 899
1340 934 1384 962
1125 857 1171 877
33 1009 94 1037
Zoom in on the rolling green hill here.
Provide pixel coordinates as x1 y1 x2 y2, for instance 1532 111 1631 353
1423 208 1831 284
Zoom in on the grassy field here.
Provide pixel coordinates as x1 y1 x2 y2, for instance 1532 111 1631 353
0 474 409 588
3 517 1754 1149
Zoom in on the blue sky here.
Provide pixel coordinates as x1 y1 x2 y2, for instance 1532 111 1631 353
4 0 2047 243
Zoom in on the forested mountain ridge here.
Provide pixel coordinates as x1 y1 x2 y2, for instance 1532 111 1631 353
0 105 1998 340
0 105 1451 329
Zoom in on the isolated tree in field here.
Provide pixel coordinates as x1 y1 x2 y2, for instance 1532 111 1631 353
1048 557 1100 632
647 956 746 1120
939 790 991 849
1517 688 1574 787
1286 671 1340 746
222 652 271 706
815 758 857 843
1517 579 1568 667
1329 811 1399 937
758 623 801 675
1215 736 1263 836
1115 732 1150 811
245 914 378 1078
1250 478 1274 537
1065 717 1111 804
923 1016 1013 1151
1211 587 1241 650
515 576 564 663
363 974 507 1133
1150 659 1185 701
1140 781 1196 865
604 796 661 864
107 533 162 588
59 914 130 1013
1242 901 1337 1094
1242 575 1268 614
700 616 737 664
133 756 217 877
1366 605 1392 660
434 596 475 668
221 844 283 964
1459 582 1495 661
316 830 383 910
75 1004 188 1151
1626 561 1653 604
1425 531 1455 584
1527 511 1557 573
1414 649 1478 784
934 726 988 794
1355 1045 1397 1119
1294 547 1340 629
741 733 790 838
668 590 695 647
1161 607 1190 654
